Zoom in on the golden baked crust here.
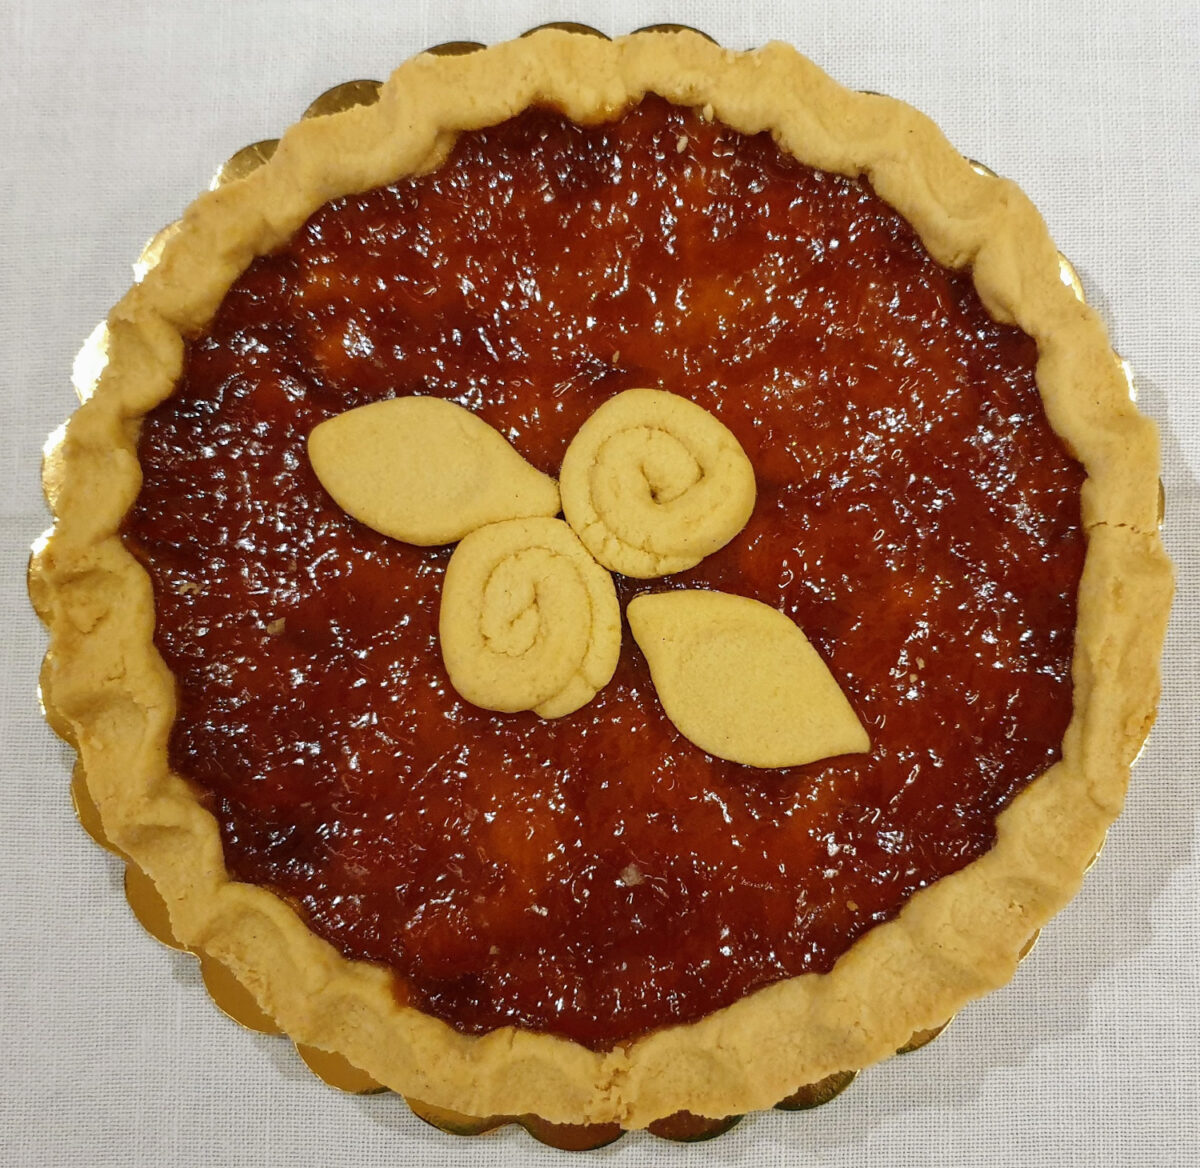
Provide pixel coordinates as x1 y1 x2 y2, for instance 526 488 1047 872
29 29 1172 1127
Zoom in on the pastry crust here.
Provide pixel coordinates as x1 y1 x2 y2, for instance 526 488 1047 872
29 29 1172 1127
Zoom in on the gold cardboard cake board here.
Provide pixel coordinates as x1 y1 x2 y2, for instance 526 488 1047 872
519 21 608 40
124 863 186 951
210 139 279 190
645 1111 745 1142
303 79 382 120
774 1070 859 1111
897 1019 955 1056
69 762 120 857
296 1044 387 1095
634 23 720 43
198 954 283 1036
424 41 487 57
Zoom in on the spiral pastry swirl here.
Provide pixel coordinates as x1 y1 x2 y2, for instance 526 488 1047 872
439 517 621 718
559 388 757 578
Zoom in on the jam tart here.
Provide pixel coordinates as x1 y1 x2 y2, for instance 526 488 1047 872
31 28 1171 1131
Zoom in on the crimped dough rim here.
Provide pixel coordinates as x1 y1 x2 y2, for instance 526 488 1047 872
29 30 1172 1128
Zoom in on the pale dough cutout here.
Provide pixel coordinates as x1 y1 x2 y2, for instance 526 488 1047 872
627 589 871 768
307 396 560 545
559 388 756 578
440 517 621 718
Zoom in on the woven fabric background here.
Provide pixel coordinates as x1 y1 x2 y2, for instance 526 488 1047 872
3 1 1197 1165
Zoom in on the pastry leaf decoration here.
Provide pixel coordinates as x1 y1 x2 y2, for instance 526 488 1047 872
439 518 621 718
309 390 867 767
559 388 756 578
626 590 871 768
307 396 560 546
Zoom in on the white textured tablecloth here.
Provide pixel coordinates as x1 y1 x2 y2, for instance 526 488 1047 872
4 2 1198 1164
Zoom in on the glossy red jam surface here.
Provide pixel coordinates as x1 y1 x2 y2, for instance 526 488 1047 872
125 99 1085 1049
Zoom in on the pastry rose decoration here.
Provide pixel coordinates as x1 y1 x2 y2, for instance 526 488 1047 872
559 388 757 578
308 388 870 768
439 518 621 719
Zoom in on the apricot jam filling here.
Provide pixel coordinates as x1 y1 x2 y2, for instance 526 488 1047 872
124 98 1085 1049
